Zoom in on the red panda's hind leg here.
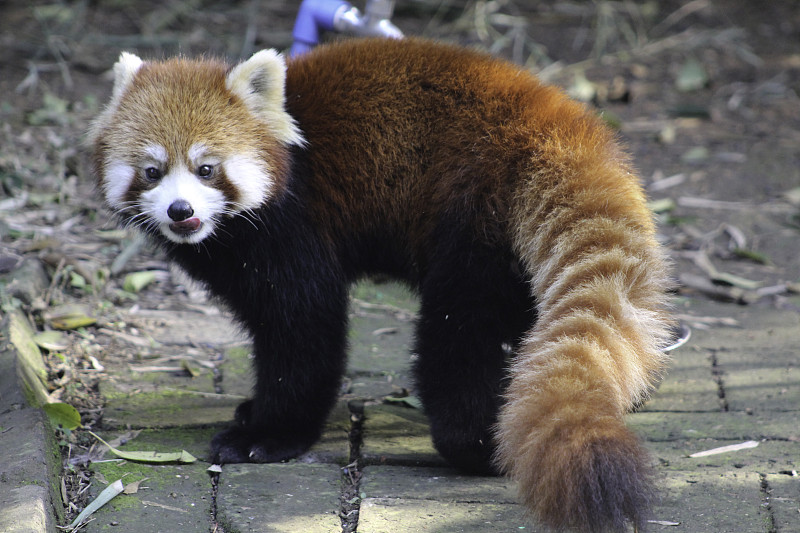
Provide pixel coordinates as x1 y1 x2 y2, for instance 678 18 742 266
413 233 535 474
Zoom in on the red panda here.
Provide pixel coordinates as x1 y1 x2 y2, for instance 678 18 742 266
90 38 673 532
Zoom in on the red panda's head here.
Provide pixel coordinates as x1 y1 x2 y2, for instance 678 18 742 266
89 51 304 244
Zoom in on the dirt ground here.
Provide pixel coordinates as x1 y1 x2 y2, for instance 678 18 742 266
1 0 799 528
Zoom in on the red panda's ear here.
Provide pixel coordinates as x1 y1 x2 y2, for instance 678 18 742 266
226 50 305 147
87 52 144 147
111 52 144 101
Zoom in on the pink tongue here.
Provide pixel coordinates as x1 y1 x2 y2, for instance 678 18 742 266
169 218 201 234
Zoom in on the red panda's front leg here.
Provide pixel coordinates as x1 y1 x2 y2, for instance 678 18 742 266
209 262 350 464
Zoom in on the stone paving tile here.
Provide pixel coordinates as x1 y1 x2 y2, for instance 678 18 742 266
121 308 246 347
216 463 342 533
359 465 517 503
630 410 800 441
85 462 213 533
348 310 416 379
219 345 257 398
648 438 800 473
360 404 445 468
346 282 417 399
722 361 799 413
641 345 721 412
94 427 219 462
649 471 766 533
766 473 800 532
357 498 532 533
296 401 352 465
101 388 242 429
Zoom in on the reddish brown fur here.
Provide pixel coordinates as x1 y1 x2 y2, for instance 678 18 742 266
285 40 672 531
93 38 673 532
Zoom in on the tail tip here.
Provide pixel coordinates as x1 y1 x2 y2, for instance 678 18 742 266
507 428 655 532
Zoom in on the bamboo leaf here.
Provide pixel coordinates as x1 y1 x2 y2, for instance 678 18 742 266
383 395 423 410
89 431 197 463
65 479 124 530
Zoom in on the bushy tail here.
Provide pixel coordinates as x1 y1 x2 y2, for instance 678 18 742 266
496 141 673 532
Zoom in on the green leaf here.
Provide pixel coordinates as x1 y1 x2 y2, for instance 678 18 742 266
69 271 87 289
732 248 771 265
43 402 81 430
123 270 157 293
676 56 709 92
681 146 710 163
28 92 70 126
89 431 197 464
33 330 68 351
45 304 97 330
383 395 423 409
648 198 676 214
711 272 764 290
67 479 124 530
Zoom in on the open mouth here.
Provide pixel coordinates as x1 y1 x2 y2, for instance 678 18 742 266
168 217 202 236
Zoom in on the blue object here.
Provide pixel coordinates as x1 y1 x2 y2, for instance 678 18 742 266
290 0 351 57
290 0 403 57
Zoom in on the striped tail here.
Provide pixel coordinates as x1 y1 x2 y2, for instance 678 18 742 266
496 135 673 532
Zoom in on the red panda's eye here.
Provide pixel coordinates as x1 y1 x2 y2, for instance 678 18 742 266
197 165 214 178
144 167 162 181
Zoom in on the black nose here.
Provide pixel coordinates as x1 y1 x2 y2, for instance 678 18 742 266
167 200 194 221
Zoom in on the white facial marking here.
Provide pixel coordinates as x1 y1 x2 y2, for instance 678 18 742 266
187 143 222 176
188 143 209 163
105 144 271 244
223 154 273 209
144 144 169 164
140 165 226 244
103 159 136 209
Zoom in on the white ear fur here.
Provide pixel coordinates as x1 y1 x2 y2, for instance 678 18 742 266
87 52 144 146
112 52 144 100
226 50 305 147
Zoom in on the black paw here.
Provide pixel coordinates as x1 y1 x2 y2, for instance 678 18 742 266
210 427 313 464
431 428 499 475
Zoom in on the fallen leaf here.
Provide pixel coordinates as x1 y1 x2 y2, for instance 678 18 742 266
732 247 771 265
123 478 149 494
89 431 197 464
43 402 81 430
648 198 676 213
711 271 764 290
681 146 710 163
65 479 124 530
141 500 189 513
676 56 709 92
690 440 759 458
45 304 97 330
123 270 157 293
180 359 201 378
33 330 68 351
383 395 423 410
